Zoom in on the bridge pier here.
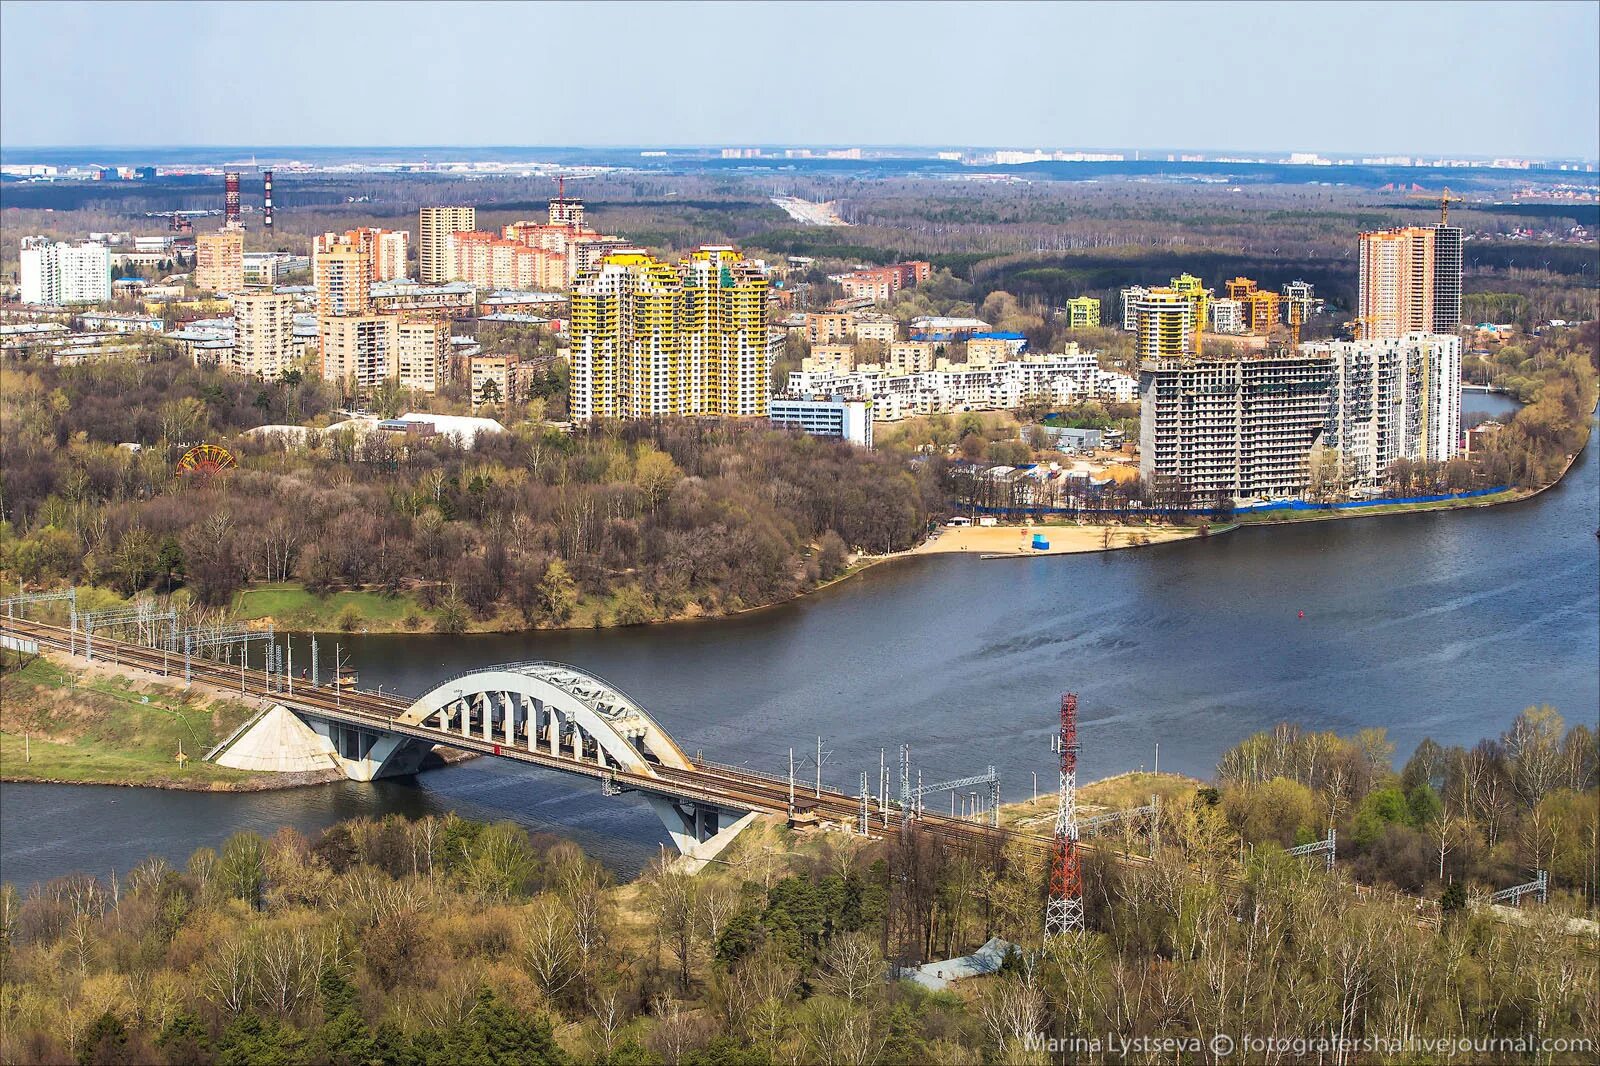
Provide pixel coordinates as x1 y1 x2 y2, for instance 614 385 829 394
214 706 431 781
647 797 760 874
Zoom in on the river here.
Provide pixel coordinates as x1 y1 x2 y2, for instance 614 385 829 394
4 393 1595 889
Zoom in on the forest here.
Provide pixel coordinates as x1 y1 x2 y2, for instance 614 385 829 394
0 706 1593 1065
0 356 941 627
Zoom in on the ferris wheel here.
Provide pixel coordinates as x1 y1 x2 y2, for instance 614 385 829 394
175 443 238 477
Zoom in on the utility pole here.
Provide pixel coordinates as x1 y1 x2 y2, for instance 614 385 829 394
815 735 822 798
1154 740 1159 777
787 747 795 817
310 636 319 688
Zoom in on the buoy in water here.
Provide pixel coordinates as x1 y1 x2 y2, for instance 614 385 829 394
1297 610 1305 619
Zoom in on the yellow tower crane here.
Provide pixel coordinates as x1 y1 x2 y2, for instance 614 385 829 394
1409 186 1467 226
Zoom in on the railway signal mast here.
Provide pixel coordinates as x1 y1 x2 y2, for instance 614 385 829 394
1045 692 1084 939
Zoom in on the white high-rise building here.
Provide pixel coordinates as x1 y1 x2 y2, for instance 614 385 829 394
1313 333 1462 490
19 237 112 305
231 292 297 377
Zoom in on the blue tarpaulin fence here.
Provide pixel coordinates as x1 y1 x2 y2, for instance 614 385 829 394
965 486 1509 520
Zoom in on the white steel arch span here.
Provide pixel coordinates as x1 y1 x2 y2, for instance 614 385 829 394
396 661 692 776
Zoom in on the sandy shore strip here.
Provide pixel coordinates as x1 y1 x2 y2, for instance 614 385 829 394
911 523 1204 557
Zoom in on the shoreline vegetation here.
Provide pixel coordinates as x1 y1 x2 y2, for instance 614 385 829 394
1 710 1593 1066
0 650 471 792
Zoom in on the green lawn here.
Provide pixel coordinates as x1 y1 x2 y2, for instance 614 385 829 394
233 583 436 632
0 654 261 788
1230 489 1523 525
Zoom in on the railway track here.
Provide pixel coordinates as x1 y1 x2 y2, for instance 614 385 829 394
1 616 1057 856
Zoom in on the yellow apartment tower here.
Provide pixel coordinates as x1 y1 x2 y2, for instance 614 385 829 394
570 247 779 421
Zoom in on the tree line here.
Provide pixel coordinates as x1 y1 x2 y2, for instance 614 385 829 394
0 356 940 628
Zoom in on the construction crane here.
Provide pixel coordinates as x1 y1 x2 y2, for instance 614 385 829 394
1288 299 1305 347
1409 186 1466 226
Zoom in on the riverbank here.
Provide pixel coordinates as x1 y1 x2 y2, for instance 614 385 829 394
0 648 478 792
0 652 289 790
916 522 1206 557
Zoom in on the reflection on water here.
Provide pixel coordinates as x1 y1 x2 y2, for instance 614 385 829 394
4 409 1595 890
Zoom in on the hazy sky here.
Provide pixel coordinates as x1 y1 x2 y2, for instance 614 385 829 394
3 1 1596 158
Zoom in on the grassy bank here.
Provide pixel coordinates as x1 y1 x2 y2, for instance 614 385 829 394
1230 487 1527 525
0 653 267 789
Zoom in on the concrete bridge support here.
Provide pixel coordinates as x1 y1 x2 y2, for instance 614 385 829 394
214 705 431 781
647 797 760 874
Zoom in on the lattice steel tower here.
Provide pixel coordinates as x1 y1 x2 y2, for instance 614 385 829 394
1045 692 1084 939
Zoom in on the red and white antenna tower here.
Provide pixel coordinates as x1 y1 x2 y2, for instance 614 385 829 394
1045 692 1083 939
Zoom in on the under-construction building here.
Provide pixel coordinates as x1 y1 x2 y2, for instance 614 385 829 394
1358 225 1463 339
1311 333 1462 490
1138 350 1333 500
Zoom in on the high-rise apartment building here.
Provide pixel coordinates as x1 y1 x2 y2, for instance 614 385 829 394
1131 288 1196 360
1314 333 1462 489
449 231 567 290
1065 296 1101 329
1430 226 1463 334
569 246 781 422
313 228 409 283
320 316 397 392
1121 285 1149 331
419 206 476 283
395 319 451 393
1358 226 1462 339
314 244 374 318
1138 351 1333 500
231 292 296 377
19 237 111 305
195 229 245 293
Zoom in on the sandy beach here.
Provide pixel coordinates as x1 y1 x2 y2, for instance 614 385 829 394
912 522 1205 557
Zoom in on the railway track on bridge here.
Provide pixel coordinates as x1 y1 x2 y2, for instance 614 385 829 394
1 617 1060 859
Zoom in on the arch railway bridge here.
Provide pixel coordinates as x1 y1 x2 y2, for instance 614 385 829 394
1 617 1016 871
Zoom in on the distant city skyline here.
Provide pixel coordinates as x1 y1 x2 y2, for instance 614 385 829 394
2 1 1597 160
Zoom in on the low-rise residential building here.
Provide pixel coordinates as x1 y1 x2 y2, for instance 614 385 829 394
832 261 931 303
1065 296 1101 329
243 252 311 287
788 350 1136 420
966 333 1027 365
370 280 477 321
803 312 854 345
769 396 873 448
850 313 898 349
908 316 990 342
467 353 521 407
887 340 936 374
77 312 163 333
804 343 856 373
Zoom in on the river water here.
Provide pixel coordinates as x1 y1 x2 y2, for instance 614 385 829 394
5 395 1596 889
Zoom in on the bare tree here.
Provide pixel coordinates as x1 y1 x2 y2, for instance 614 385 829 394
521 895 581 1002
818 931 883 1004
